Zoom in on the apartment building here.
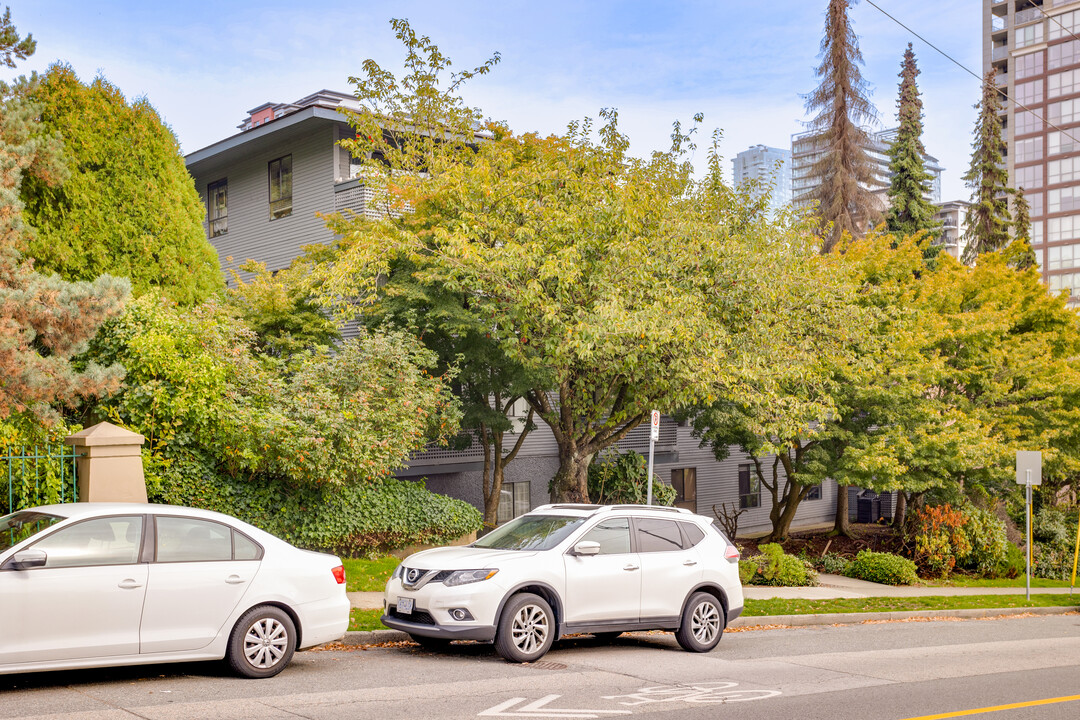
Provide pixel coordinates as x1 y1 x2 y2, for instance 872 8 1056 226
985 0 1080 306
732 145 792 215
792 127 944 217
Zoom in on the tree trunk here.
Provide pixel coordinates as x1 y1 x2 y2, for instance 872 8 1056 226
892 491 907 530
832 483 852 537
550 443 594 503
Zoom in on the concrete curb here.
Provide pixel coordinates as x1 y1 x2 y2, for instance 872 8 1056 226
339 605 1079 646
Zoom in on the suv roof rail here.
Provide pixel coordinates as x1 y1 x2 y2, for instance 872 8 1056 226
602 504 693 515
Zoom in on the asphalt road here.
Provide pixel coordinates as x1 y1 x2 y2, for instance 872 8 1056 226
1 613 1079 719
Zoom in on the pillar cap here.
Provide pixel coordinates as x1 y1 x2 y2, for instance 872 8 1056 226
65 421 145 448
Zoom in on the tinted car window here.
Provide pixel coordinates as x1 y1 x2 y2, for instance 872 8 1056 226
635 518 684 553
156 517 232 562
31 516 143 568
578 517 631 554
0 511 64 553
680 522 706 547
473 515 586 551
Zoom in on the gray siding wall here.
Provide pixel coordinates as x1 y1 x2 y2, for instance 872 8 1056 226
190 120 340 278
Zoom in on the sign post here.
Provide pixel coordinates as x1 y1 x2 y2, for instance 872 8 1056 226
1016 451 1042 602
646 410 660 506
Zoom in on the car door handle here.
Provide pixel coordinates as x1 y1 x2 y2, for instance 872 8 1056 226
118 579 143 590
225 575 247 585
683 560 698 566
623 564 639 571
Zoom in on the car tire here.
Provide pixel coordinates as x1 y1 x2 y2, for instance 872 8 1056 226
227 605 297 678
675 592 725 653
495 593 555 663
409 633 451 650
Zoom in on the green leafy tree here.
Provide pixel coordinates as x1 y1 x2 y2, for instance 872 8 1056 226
0 32 128 424
803 0 880 251
225 259 339 364
315 21 854 504
19 64 220 305
885 44 939 240
962 69 1012 263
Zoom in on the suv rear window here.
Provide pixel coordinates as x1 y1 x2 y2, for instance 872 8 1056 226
473 515 586 551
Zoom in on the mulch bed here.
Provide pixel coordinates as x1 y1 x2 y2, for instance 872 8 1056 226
738 523 906 560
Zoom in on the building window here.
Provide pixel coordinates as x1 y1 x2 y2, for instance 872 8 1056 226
1049 156 1080 185
1016 137 1043 164
207 179 227 237
1015 164 1043 191
1016 23 1044 50
1048 98 1080 126
1048 130 1080 156
738 464 760 509
1049 69 1080 98
1049 187 1080 214
1034 220 1044 246
1049 214 1080 243
1016 80 1044 107
1014 110 1043 136
1050 10 1080 41
805 483 822 501
1048 244 1080 271
1017 51 1046 79
1029 191 1044 218
1049 41 1080 71
496 481 531 525
671 468 697 511
268 155 292 220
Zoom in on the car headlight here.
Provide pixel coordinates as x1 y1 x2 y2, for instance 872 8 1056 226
391 563 404 580
444 569 498 586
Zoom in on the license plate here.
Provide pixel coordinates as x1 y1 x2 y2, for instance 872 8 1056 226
397 597 414 614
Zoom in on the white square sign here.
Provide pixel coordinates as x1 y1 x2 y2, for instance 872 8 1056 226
1016 451 1042 486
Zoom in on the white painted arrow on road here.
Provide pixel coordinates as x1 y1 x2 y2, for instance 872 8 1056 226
477 694 632 718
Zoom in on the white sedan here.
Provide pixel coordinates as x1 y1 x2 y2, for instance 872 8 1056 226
0 503 349 678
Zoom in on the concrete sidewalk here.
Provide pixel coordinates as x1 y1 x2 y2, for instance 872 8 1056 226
349 574 1080 610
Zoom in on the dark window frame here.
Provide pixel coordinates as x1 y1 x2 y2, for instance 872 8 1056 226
268 155 293 220
207 178 228 237
738 464 760 509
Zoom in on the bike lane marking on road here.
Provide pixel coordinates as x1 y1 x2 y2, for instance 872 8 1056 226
477 682 783 716
898 693 1080 720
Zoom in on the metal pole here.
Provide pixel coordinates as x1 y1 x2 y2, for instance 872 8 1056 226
1026 470 1032 602
646 435 655 506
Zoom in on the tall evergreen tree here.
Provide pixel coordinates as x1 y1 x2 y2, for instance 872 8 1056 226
0 20 128 423
962 69 1012 263
0 6 34 67
1008 187 1037 270
885 44 939 239
804 0 880 253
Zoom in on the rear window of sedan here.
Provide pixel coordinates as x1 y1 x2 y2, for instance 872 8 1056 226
473 515 587 551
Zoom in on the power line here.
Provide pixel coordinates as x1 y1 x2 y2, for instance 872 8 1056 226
864 0 1080 182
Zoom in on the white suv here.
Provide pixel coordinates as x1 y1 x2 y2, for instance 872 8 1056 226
382 504 743 662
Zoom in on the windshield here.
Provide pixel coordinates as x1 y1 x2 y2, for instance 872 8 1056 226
0 511 65 553
472 515 587 551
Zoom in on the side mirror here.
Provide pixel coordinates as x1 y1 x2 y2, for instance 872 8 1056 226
5 549 47 570
572 541 601 556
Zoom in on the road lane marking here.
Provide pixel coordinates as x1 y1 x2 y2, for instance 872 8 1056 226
603 682 782 705
900 694 1080 719
478 694 631 718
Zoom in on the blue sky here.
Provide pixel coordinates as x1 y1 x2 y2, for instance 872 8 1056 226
3 1 981 199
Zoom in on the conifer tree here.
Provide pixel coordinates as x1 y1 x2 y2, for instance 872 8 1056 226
0 15 128 423
885 44 939 239
962 69 1012 263
804 0 880 253
1008 187 1037 270
0 6 34 67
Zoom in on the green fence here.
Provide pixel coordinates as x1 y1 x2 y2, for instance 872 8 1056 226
2 444 79 516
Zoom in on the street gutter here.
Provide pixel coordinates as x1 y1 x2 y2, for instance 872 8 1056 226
337 605 1080 646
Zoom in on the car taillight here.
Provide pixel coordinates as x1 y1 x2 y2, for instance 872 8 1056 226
724 544 740 563
332 565 346 584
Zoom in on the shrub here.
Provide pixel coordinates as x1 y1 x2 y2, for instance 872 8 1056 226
588 450 676 506
995 542 1026 580
911 504 971 577
959 507 1009 577
738 558 757 585
846 550 918 586
818 552 853 575
742 543 818 587
1031 507 1079 580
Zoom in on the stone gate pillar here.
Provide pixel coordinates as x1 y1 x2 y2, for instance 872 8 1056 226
64 422 148 503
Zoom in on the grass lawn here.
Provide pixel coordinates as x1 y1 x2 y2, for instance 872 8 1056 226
920 576 1074 589
744 594 1080 617
350 608 388 632
342 556 399 593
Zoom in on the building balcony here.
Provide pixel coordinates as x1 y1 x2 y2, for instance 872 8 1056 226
1014 7 1045 25
992 46 1010 62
